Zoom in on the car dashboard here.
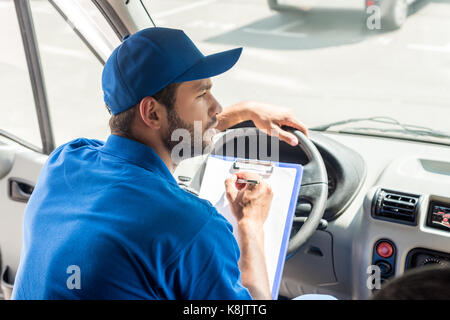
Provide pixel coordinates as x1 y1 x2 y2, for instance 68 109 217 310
173 122 450 300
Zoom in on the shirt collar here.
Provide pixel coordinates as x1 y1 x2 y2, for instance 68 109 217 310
100 134 178 185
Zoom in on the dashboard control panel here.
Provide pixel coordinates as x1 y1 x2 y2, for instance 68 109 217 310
371 239 397 287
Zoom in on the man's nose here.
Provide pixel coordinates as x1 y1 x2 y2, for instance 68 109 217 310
209 95 223 117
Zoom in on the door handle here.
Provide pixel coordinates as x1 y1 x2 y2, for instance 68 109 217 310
8 178 34 203
1 265 14 300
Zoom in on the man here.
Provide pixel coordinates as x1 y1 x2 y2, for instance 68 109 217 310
12 27 308 300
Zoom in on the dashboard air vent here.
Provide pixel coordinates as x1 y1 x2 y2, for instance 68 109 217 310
372 189 421 225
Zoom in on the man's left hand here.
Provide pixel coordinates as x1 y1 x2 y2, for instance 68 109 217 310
243 101 309 146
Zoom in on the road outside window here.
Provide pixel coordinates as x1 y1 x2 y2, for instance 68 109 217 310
143 0 450 145
30 0 110 148
0 1 41 149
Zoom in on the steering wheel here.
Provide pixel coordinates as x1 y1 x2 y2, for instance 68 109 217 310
286 129 328 258
212 127 328 258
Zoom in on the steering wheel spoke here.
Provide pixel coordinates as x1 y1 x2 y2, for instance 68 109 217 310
293 217 328 231
301 162 328 185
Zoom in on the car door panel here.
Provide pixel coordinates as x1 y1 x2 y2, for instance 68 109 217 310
0 140 46 277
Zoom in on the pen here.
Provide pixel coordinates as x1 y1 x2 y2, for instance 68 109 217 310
236 178 260 185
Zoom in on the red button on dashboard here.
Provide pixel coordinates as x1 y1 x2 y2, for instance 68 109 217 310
376 241 393 258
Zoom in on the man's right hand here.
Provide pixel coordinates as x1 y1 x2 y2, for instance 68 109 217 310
224 171 273 229
224 171 273 300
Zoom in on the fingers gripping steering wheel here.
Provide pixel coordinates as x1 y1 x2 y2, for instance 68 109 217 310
213 127 328 258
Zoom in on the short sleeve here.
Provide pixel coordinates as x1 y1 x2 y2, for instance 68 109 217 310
172 210 252 300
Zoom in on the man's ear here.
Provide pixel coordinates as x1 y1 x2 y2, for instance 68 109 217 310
138 96 165 129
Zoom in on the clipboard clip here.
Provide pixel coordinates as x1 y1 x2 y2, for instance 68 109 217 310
232 158 274 176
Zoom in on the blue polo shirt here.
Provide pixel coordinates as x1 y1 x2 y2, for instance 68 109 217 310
12 134 252 300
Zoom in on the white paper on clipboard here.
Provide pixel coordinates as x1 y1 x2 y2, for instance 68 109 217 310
198 155 302 298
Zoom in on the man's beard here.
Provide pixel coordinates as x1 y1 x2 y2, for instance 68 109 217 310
163 108 217 159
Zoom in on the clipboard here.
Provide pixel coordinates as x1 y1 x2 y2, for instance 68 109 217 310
198 155 303 300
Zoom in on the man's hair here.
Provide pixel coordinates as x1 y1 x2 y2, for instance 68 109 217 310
107 83 180 138
371 265 450 300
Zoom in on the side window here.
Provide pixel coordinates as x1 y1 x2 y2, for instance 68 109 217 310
30 0 110 148
0 1 42 149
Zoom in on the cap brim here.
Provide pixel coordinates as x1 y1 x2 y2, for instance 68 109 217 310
173 47 242 83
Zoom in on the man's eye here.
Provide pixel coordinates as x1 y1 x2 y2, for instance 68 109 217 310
198 92 207 98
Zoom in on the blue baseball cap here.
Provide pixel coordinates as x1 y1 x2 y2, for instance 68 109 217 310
102 27 243 115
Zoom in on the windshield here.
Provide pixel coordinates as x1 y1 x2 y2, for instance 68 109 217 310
137 0 450 144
